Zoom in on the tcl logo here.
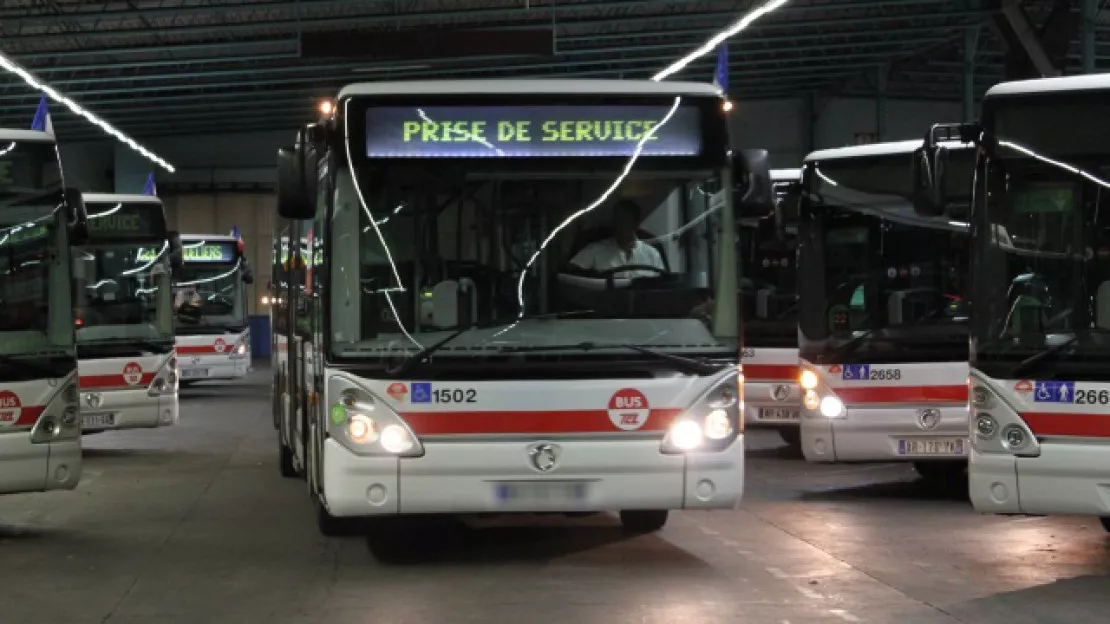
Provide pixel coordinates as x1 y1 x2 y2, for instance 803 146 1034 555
620 413 640 425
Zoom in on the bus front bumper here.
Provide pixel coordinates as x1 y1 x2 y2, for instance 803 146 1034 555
0 434 81 494
743 380 801 428
970 443 1110 516
801 405 969 462
179 356 249 381
321 436 744 517
80 389 178 432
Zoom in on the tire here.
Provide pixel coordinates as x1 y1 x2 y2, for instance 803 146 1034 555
278 435 297 479
779 427 802 450
620 510 669 534
314 496 348 537
1099 517 1110 533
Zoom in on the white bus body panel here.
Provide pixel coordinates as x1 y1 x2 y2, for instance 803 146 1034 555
970 373 1110 516
800 360 969 462
0 376 81 495
176 331 250 381
742 348 800 428
77 353 178 431
320 369 744 517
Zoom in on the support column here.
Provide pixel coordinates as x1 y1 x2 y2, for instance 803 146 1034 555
802 92 816 155
964 26 979 122
1083 0 1097 73
875 65 887 142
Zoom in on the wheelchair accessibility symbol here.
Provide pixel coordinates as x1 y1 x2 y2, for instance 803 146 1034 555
1033 380 1075 403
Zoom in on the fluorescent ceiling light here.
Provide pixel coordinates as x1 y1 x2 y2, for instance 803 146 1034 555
0 49 176 173
652 0 791 82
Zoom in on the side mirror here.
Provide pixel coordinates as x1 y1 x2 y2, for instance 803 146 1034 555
64 187 89 245
167 230 184 276
241 259 255 285
734 149 774 218
277 146 314 220
912 122 979 217
775 182 801 240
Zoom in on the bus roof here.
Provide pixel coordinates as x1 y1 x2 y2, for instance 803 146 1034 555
985 73 1110 99
0 128 55 142
804 139 971 162
82 193 163 205
770 168 800 182
338 79 722 99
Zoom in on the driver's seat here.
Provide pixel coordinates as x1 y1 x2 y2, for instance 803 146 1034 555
565 226 670 273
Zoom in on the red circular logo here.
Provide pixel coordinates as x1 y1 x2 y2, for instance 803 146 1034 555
0 390 22 427
123 362 144 386
213 337 228 353
1014 380 1033 394
608 388 650 431
387 382 408 402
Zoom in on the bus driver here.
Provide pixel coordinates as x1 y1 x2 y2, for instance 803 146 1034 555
570 199 665 279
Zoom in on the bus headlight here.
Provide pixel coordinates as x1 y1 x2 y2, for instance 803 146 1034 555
969 381 1039 457
799 369 818 390
327 375 424 457
661 370 740 454
1002 425 1028 451
819 395 845 418
975 413 997 439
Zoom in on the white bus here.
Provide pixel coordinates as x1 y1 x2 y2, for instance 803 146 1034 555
173 234 254 382
273 79 766 535
797 140 976 483
913 74 1110 530
75 194 182 432
0 128 86 495
740 168 802 448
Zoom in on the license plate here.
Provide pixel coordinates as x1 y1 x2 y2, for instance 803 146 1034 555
81 413 115 428
897 437 966 456
758 408 799 420
181 368 207 379
493 481 588 505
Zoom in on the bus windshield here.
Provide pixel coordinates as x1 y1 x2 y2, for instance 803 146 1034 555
740 180 798 348
0 139 74 379
174 240 248 334
972 93 1110 379
798 151 971 365
74 200 174 352
327 96 736 365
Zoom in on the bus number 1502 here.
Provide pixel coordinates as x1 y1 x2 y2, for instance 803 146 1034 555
433 388 477 404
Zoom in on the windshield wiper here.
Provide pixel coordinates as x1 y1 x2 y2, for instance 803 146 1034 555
387 310 595 378
1010 335 1079 378
830 329 880 360
79 337 174 354
497 341 726 375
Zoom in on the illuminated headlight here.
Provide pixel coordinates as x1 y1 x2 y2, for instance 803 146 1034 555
235 343 247 356
705 409 733 440
975 413 997 439
667 420 704 451
346 412 379 445
380 424 415 454
799 369 818 390
707 386 738 409
819 395 845 418
803 390 820 410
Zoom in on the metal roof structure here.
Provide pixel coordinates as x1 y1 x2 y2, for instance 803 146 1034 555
0 0 1104 140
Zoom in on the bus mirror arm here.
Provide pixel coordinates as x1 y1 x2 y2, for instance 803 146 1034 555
734 148 774 218
277 145 314 220
63 187 89 246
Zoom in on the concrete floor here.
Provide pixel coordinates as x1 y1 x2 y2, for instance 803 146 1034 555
2 368 1109 624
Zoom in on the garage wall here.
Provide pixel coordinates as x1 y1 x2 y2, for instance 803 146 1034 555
162 193 275 316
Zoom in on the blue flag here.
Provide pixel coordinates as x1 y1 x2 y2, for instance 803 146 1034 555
230 225 241 240
142 172 156 196
30 93 53 133
713 44 728 93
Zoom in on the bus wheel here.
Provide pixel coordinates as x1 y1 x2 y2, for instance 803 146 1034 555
779 427 802 452
278 436 297 479
1099 517 1110 533
620 510 669 534
314 496 357 537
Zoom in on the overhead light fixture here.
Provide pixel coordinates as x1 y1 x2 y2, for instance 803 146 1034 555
652 0 790 83
318 100 334 116
0 49 176 173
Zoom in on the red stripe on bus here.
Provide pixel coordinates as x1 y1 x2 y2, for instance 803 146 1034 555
1022 412 1110 438
743 364 798 381
402 408 683 435
79 373 157 389
177 345 223 354
13 406 46 427
835 385 967 404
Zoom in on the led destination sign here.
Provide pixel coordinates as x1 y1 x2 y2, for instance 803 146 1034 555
138 242 236 263
86 203 166 240
365 105 703 158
